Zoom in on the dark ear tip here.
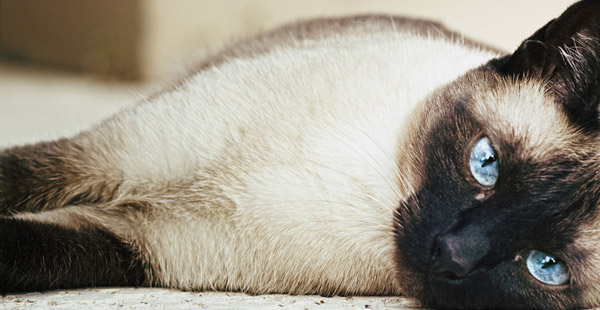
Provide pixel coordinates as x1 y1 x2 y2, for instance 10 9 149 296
498 0 600 75
517 40 548 55
492 0 600 131
495 40 550 77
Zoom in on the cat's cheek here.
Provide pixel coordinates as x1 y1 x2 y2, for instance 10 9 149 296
392 197 435 305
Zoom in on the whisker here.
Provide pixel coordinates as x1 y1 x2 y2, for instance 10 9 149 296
351 124 416 198
325 127 403 200
329 117 416 198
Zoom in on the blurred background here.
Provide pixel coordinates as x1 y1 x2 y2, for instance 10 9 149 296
0 0 575 147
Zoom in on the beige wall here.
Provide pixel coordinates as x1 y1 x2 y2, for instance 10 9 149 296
0 0 142 79
1 0 576 80
142 0 575 80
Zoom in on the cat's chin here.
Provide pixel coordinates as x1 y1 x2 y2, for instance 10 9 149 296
397 259 563 310
395 268 499 309
391 247 433 308
393 227 523 309
424 272 490 309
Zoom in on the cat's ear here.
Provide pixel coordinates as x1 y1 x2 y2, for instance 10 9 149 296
493 0 600 130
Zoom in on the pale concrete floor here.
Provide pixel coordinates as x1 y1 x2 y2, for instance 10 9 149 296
2 288 419 310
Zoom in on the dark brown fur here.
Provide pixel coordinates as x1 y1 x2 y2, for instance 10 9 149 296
394 1 600 308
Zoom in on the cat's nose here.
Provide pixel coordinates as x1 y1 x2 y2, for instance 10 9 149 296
431 232 490 279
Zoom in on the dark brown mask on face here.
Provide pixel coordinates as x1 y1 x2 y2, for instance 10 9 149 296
394 0 600 308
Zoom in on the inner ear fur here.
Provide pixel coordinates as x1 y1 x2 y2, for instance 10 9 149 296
492 0 600 130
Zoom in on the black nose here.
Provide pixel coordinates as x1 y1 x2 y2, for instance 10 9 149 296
431 233 490 279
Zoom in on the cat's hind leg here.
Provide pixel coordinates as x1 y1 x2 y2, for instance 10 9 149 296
0 139 122 215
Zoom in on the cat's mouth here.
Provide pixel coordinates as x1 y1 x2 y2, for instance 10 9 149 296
393 196 514 307
394 198 578 309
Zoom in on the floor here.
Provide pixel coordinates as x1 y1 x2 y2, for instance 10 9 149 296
2 288 418 310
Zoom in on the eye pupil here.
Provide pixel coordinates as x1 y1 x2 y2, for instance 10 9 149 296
541 256 557 269
481 154 497 168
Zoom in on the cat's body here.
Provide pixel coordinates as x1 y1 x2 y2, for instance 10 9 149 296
3 1 600 309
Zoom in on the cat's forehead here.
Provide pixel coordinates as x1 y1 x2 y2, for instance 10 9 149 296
469 76 580 160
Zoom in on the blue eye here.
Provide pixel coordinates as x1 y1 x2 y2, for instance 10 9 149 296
526 250 569 285
469 137 499 186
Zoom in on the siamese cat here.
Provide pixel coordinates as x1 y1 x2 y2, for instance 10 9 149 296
2 0 600 308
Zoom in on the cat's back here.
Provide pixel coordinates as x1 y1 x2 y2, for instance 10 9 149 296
89 16 501 183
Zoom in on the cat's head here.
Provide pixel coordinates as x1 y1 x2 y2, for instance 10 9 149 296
394 0 600 308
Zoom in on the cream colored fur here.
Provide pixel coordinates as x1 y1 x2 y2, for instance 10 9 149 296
16 19 500 295
471 80 580 161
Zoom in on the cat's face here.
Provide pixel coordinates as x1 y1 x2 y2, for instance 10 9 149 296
394 70 599 309
393 0 600 308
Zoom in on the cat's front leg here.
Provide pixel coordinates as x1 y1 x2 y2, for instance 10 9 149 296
0 210 148 292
